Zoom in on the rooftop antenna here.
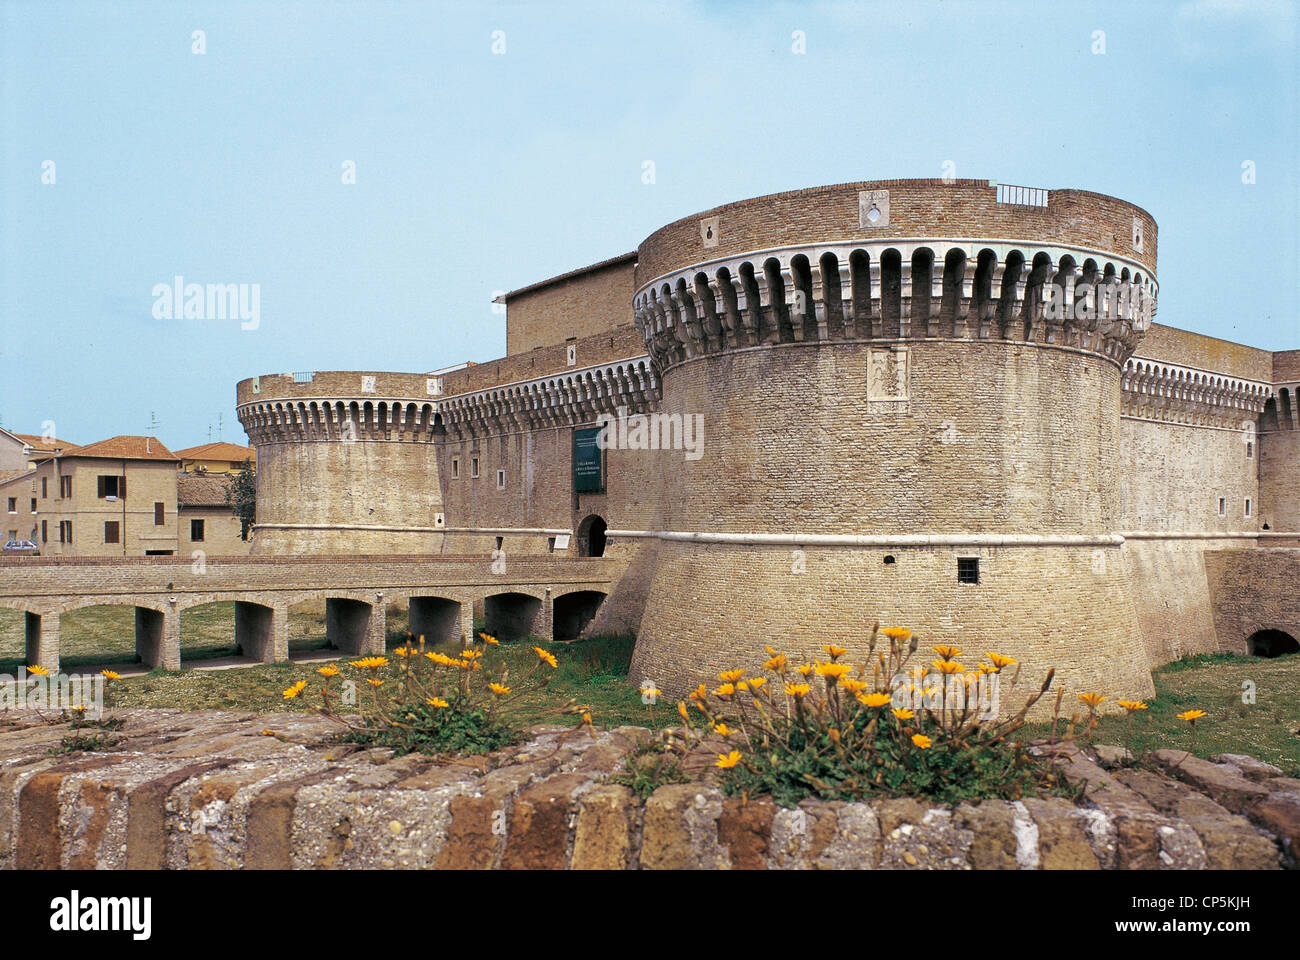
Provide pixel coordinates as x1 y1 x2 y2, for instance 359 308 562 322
218 412 223 442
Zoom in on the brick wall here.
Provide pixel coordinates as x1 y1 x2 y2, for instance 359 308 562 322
1135 324 1274 382
5 711 1290 870
504 256 636 356
635 179 1157 287
441 324 644 396
1204 548 1300 653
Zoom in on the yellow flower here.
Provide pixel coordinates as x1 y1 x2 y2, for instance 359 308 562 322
1118 700 1148 712
823 644 848 660
856 692 893 708
764 653 788 673
1078 692 1106 708
713 722 734 737
717 669 745 684
488 682 511 696
1177 709 1207 722
689 683 708 701
912 734 933 749
815 662 851 679
426 697 449 709
479 632 499 645
100 669 122 682
977 663 998 675
677 701 690 723
715 750 742 769
986 652 1017 669
640 682 661 699
796 663 814 677
840 678 868 693
713 683 736 697
882 627 912 641
932 644 962 661
349 656 388 670
316 664 340 678
931 659 965 675
533 646 558 668
282 679 308 700
25 665 49 677
460 648 483 659
784 683 811 699
392 646 416 658
746 677 767 691
366 678 384 687
581 711 593 725
892 708 915 721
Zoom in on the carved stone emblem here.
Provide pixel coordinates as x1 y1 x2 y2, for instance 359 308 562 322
867 346 909 410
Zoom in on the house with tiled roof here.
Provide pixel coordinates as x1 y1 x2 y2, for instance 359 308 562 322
1 435 180 556
173 442 256 475
0 428 78 473
1 432 254 556
176 471 250 555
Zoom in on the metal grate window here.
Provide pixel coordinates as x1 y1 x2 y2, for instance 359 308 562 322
293 371 315 383
957 557 980 584
995 183 1049 207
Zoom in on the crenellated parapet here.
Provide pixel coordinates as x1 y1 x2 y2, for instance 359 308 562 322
237 357 661 446
438 357 659 441
1261 382 1299 432
238 395 443 445
1121 358 1273 429
633 239 1156 371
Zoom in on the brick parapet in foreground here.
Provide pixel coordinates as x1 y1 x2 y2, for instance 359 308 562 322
1 710 1293 870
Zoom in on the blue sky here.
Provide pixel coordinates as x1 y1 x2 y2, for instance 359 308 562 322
1 0 1296 447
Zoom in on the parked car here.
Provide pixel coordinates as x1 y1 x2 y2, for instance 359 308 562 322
2 539 40 556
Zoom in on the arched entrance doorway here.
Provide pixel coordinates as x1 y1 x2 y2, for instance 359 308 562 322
576 515 607 558
1246 629 1300 658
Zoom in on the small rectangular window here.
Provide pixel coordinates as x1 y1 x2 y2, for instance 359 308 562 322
30 498 37 513
1218 497 1226 517
41 477 48 498
6 498 14 513
59 520 72 544
154 502 165 525
471 457 480 478
191 519 205 542
98 475 121 499
451 457 459 479
496 469 505 489
59 475 71 498
1246 441 1254 459
1245 498 1252 518
104 521 120 544
41 520 47 544
957 557 980 584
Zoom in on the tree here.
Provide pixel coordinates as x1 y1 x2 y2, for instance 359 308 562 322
225 458 256 540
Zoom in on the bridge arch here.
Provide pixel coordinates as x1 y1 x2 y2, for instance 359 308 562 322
483 591 543 643
1246 628 1299 658
553 590 607 643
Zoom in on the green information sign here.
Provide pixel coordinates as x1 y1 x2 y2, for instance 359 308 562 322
573 426 604 493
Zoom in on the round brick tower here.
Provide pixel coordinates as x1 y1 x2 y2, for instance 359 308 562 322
625 179 1160 706
236 372 447 554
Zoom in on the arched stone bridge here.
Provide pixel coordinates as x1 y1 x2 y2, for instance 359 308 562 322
0 555 615 672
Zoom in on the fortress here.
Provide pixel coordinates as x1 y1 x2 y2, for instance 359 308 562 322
235 179 1300 706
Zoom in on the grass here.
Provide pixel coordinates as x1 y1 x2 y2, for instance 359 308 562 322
1021 651 1300 773
44 620 657 727
2 604 1296 757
